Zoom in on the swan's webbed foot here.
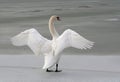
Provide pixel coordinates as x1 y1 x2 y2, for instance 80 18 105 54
46 69 54 72
46 64 62 72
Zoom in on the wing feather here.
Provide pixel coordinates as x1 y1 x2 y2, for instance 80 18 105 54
11 28 51 55
56 29 94 54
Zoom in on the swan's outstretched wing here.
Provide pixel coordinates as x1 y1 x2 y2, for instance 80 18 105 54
56 29 94 54
11 28 52 55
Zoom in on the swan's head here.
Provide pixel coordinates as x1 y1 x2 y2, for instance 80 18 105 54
50 15 61 22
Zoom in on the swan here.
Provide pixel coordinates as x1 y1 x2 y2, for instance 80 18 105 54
11 15 94 72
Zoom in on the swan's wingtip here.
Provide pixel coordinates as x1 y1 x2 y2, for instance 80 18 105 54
11 37 19 46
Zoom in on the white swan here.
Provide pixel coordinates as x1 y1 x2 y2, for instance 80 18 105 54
11 15 94 72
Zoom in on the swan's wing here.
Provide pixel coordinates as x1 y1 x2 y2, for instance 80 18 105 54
56 29 94 53
11 28 52 56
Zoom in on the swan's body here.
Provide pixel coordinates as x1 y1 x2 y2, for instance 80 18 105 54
11 15 94 72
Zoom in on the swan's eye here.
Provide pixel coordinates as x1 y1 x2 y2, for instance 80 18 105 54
56 16 61 21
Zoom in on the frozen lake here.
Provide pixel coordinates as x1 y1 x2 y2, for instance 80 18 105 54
0 55 120 82
0 0 120 55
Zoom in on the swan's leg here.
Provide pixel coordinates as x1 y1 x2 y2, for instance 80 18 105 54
55 64 62 72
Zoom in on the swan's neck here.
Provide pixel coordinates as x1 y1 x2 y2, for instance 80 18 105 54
49 18 59 40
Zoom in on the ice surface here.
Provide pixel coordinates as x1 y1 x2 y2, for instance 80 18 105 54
0 55 120 82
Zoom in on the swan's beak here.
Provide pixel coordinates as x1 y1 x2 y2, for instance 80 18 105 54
57 16 61 21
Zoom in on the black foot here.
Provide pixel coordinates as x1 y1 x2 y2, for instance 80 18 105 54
46 69 54 72
55 70 62 72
